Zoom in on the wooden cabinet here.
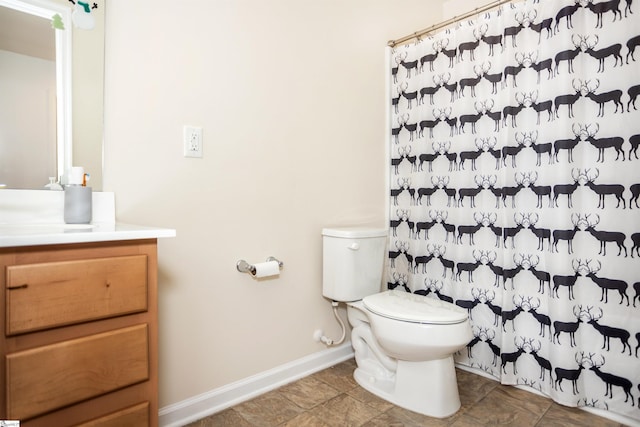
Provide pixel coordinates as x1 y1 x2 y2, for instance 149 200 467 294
0 240 159 426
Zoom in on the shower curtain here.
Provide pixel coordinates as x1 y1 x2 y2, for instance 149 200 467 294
388 0 640 421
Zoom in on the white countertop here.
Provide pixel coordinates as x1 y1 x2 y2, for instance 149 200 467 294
0 189 176 247
0 222 176 247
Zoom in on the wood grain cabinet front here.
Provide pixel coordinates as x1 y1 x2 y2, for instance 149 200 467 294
0 240 159 427
74 402 150 427
6 255 148 335
6 324 149 420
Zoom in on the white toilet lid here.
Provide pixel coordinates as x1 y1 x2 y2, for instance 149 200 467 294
363 290 468 324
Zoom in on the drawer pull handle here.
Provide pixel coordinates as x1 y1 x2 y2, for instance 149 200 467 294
8 283 28 290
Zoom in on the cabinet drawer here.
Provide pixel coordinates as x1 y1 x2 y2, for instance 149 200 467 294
75 402 149 427
6 255 147 335
6 324 149 420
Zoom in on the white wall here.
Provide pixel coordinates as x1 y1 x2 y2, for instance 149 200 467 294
104 0 448 408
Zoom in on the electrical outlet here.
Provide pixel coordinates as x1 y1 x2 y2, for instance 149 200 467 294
183 126 203 158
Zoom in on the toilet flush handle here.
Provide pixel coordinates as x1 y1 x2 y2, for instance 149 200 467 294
348 242 360 251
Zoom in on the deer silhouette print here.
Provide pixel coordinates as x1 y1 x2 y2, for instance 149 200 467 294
390 272 410 292
427 279 454 303
528 340 553 382
584 213 628 256
585 354 635 406
530 91 554 124
418 113 442 139
502 295 530 331
532 57 554 83
526 214 552 251
554 352 587 394
503 214 529 248
456 213 491 245
554 35 584 74
479 23 503 55
501 178 525 209
554 1 584 32
502 132 530 168
501 336 531 374
475 289 499 328
584 260 630 305
389 209 411 237
552 213 586 254
626 34 640 63
631 232 640 258
414 213 438 240
583 79 624 116
466 327 490 358
459 65 486 97
583 125 626 162
503 92 531 127
527 255 551 294
413 244 436 273
419 41 441 72
553 305 585 346
629 135 640 160
398 51 419 78
633 282 640 307
552 168 585 208
581 35 623 72
399 83 418 110
524 171 553 207
455 250 486 282
483 329 501 365
583 169 626 208
583 306 632 354
551 259 587 300
455 288 484 319
458 139 486 171
527 298 552 338
481 63 503 94
530 14 553 42
584 0 623 28
554 79 585 118
503 52 535 87
458 28 483 61
388 241 410 268
627 84 640 111
459 101 485 134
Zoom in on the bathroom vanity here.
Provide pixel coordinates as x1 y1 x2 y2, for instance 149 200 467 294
0 190 175 426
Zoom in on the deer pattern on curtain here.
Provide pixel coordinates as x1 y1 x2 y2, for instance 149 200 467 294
388 0 640 420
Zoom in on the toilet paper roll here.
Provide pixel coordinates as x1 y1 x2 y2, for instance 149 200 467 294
68 167 85 185
253 261 280 278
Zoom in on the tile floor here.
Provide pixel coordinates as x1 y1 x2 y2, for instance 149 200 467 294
185 358 627 426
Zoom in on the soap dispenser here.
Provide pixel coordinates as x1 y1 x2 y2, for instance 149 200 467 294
45 177 63 191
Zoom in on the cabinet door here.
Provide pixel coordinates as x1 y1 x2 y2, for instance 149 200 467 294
6 255 147 335
6 324 149 420
74 402 149 427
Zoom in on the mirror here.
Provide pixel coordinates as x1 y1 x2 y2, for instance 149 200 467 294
0 0 104 190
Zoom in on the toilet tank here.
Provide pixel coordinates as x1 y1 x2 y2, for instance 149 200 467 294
322 227 388 302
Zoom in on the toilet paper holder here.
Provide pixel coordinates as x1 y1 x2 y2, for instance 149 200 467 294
236 256 284 275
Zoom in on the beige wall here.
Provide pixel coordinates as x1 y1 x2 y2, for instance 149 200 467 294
104 0 448 408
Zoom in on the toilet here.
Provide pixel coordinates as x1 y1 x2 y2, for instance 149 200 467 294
322 226 473 418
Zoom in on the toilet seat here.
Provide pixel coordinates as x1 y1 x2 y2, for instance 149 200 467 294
363 290 468 324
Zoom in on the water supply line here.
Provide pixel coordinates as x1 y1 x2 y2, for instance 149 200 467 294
315 301 346 347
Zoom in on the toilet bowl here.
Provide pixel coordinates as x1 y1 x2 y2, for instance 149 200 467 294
347 290 472 418
321 227 472 418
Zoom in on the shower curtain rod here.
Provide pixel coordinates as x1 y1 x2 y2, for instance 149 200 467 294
388 0 514 47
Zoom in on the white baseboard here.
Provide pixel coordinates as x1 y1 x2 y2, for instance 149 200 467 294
159 343 354 427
